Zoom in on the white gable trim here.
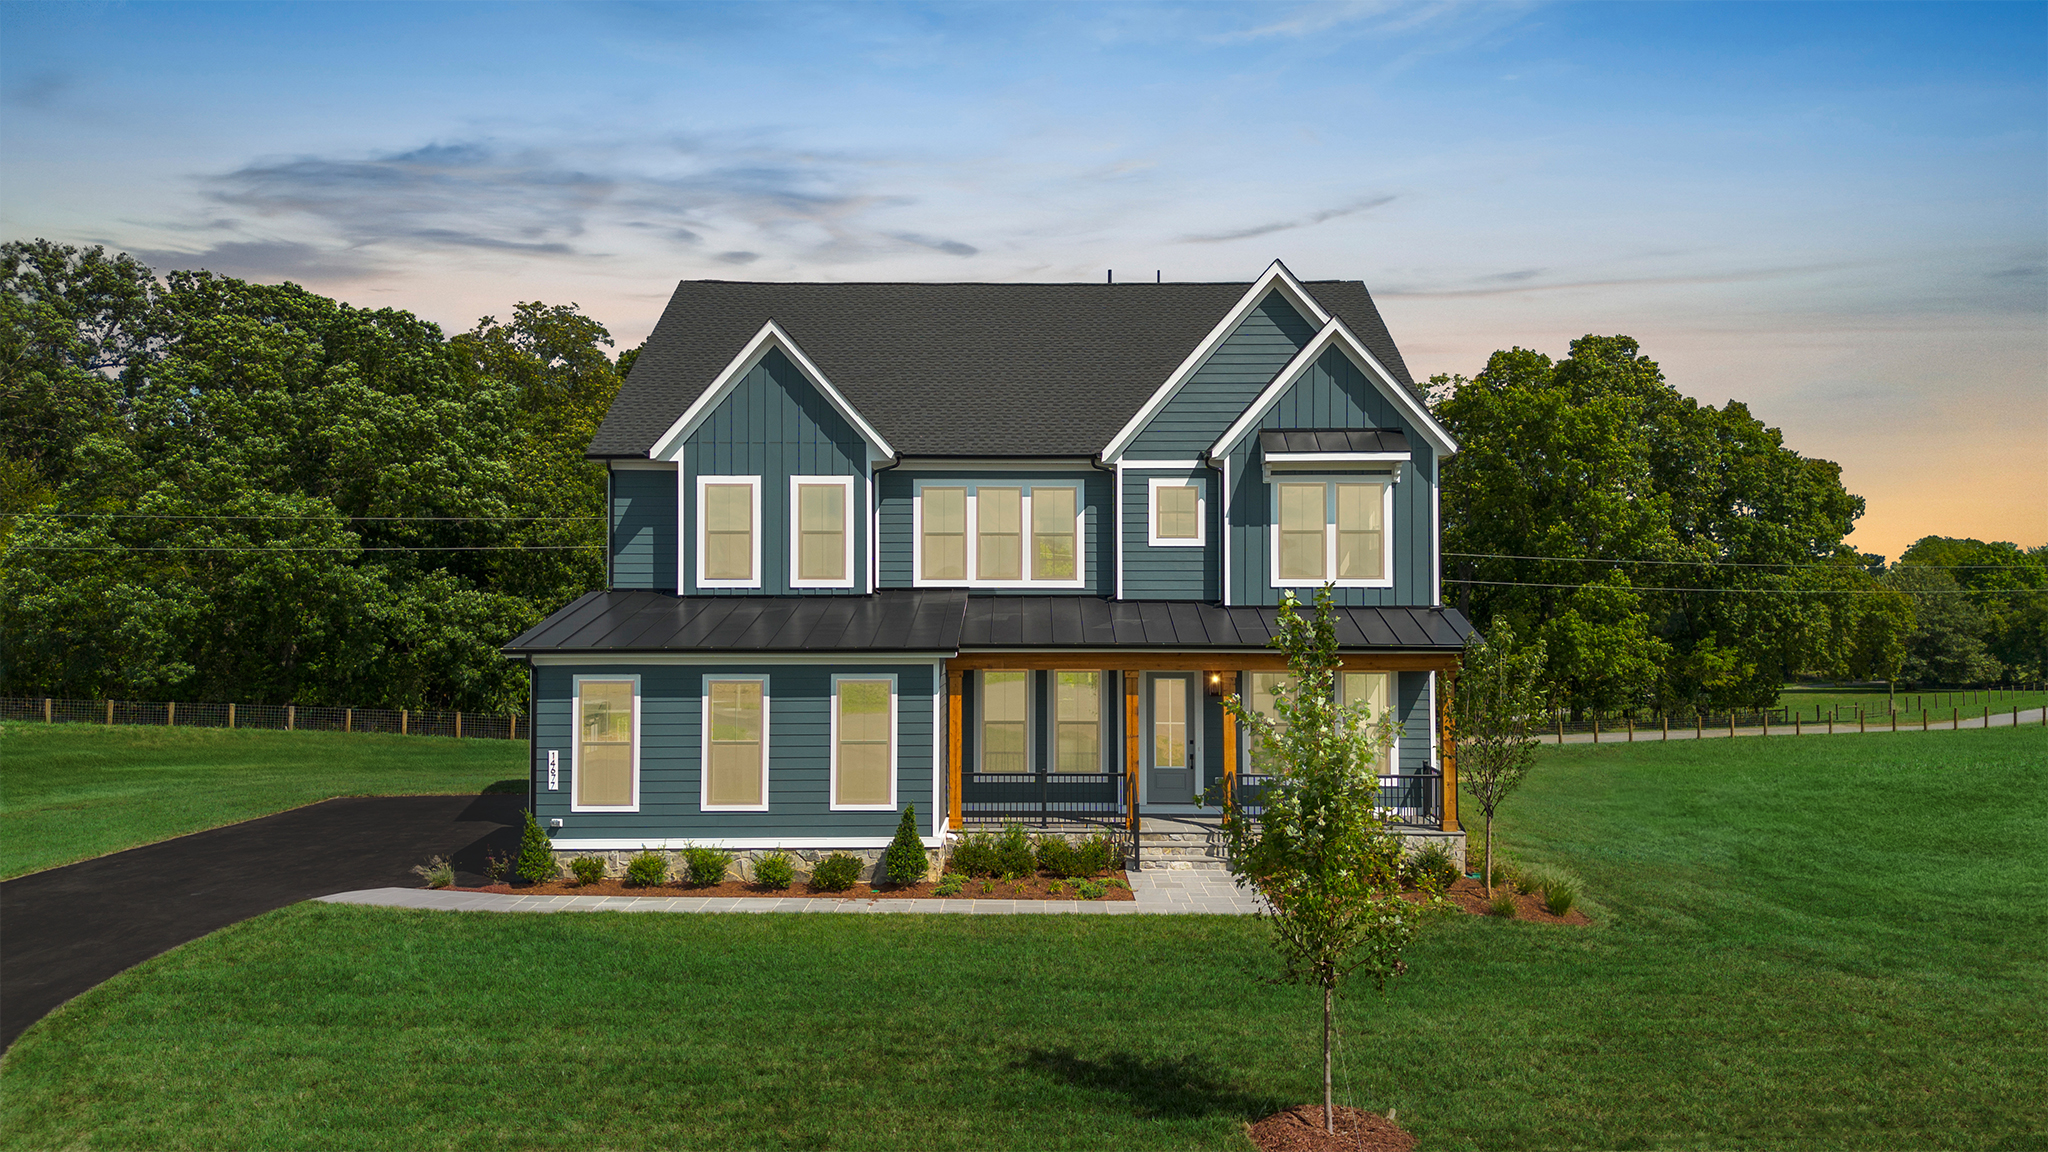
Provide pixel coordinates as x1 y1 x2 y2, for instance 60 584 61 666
1099 260 1333 463
1208 317 1460 461
648 321 895 462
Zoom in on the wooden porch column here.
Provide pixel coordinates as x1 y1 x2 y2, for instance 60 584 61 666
947 669 964 829
1124 670 1141 833
1216 671 1237 805
1439 671 1460 833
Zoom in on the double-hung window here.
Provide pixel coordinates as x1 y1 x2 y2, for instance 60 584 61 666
831 677 895 809
791 476 855 588
1272 479 1392 588
1054 670 1103 773
703 678 768 810
978 671 1029 773
697 476 762 589
915 482 1084 587
573 677 638 811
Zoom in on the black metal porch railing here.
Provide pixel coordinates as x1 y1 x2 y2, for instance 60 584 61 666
1233 770 1443 827
959 771 1125 828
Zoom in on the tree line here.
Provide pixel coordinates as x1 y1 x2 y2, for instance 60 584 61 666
4 240 2042 712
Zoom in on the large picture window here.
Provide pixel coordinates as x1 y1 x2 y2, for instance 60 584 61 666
916 482 1084 587
1053 670 1102 773
1270 479 1392 588
697 475 762 589
832 677 895 809
573 678 638 811
791 476 855 588
703 678 768 810
979 670 1029 773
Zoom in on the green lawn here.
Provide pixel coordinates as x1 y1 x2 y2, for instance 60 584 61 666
0 722 525 879
1773 683 2046 726
3 727 2044 1150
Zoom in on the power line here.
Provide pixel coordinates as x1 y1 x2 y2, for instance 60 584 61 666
1445 578 2036 596
1443 551 2027 571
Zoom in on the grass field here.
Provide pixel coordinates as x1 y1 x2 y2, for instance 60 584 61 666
1773 683 2046 726
3 726 2043 1150
0 723 524 879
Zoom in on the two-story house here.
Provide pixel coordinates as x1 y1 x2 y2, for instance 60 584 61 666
504 261 1473 873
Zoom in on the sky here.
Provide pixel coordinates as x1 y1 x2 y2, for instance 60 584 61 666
3 0 2042 560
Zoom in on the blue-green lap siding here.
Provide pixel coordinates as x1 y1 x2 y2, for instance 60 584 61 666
876 468 1110 594
1125 291 1316 458
1120 467 1218 600
680 348 871 596
610 468 678 591
1223 345 1437 607
532 662 938 840
1396 671 1433 774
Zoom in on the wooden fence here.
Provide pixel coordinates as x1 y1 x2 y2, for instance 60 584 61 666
1 696 526 741
1541 684 2046 743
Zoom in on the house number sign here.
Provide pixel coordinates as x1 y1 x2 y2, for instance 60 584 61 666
548 750 559 790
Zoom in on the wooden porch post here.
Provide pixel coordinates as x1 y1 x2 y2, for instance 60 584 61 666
1125 670 1141 834
947 669 964 830
1217 671 1236 805
1440 671 1459 833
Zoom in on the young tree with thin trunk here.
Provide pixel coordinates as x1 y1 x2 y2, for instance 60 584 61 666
1218 586 1444 1135
1452 619 1547 898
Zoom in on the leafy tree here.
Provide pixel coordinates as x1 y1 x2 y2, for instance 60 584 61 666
1452 619 1547 898
1845 583 1915 710
1886 564 2002 686
1898 537 2048 682
1218 586 1437 1135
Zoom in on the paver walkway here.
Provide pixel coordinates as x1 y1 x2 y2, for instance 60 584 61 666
0 793 525 1051
317 869 1266 916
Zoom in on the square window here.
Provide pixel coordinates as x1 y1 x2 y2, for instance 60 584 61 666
1147 478 1205 547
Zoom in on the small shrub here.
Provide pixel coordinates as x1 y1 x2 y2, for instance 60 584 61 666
1035 837 1081 879
483 851 511 883
995 823 1036 878
624 850 669 887
410 855 454 889
514 809 558 885
1076 834 1118 877
813 853 863 892
682 846 733 886
949 834 1001 878
1406 841 1460 893
1076 879 1108 900
1542 879 1578 917
1047 879 1066 896
979 879 994 894
569 856 605 886
934 872 966 897
884 806 930 886
1487 894 1517 918
1490 859 1516 889
1512 867 1541 895
1358 828 1404 890
754 852 795 890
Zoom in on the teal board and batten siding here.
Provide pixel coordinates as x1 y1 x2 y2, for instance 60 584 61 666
532 662 938 842
1120 467 1219 600
1222 345 1437 607
680 348 871 595
876 468 1111 594
609 467 678 591
1123 291 1317 458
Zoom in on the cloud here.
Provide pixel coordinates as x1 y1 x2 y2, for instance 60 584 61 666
1178 195 1395 243
5 70 69 111
888 231 978 256
715 251 760 265
1378 260 1863 299
119 239 385 282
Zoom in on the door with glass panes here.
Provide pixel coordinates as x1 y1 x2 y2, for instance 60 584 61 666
1146 673 1197 804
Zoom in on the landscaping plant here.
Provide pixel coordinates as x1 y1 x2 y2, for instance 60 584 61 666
682 847 732 886
624 851 668 888
948 833 1000 878
1452 618 1548 898
1035 837 1080 879
1488 893 1517 918
1542 877 1578 917
1216 586 1444 1135
933 872 966 897
754 852 795 890
1076 834 1118 876
813 853 862 892
883 806 929 886
569 857 605 886
994 823 1036 878
514 809 558 885
410 855 455 889
1405 841 1460 894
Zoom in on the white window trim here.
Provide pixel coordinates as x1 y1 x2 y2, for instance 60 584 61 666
700 676 770 812
1049 669 1113 775
695 475 763 590
829 672 899 811
912 482 1086 590
788 475 857 590
1146 476 1206 548
973 669 1035 775
570 674 641 813
1269 477 1396 589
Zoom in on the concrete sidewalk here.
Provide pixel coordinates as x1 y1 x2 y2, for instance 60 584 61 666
317 870 1266 916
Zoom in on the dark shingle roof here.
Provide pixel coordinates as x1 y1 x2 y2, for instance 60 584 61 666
1259 429 1411 455
503 591 1471 655
591 279 1415 458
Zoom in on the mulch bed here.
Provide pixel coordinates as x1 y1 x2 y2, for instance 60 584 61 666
1247 1104 1416 1152
448 871 1135 901
1416 875 1591 925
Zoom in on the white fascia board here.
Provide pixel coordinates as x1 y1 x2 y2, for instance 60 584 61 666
1208 320 1460 461
549 835 949 850
648 321 895 462
1099 260 1333 463
893 458 1098 471
529 652 958 666
1261 451 1411 465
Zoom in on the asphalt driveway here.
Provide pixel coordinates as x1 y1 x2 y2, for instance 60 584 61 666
0 793 524 1052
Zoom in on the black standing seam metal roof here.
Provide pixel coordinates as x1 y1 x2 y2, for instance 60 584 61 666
590 279 1417 459
505 592 1473 655
1259 429 1411 455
